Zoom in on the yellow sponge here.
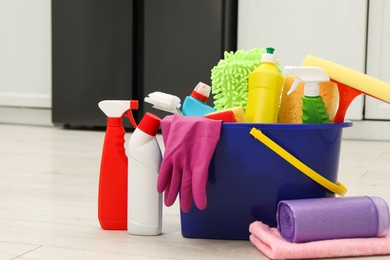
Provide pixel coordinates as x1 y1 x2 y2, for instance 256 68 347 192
204 106 245 122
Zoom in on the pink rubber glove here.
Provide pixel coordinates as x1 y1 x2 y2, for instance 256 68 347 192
158 115 222 213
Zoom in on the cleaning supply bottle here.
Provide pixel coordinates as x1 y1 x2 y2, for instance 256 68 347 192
98 100 138 230
182 82 215 116
284 66 330 123
127 112 162 236
245 47 284 123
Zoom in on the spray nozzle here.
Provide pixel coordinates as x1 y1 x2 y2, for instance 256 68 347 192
284 66 329 97
123 100 139 128
98 100 139 128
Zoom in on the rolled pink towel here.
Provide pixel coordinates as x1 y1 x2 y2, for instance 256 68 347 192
249 221 390 259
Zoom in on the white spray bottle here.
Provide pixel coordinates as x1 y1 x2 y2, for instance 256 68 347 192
127 112 162 235
284 66 330 123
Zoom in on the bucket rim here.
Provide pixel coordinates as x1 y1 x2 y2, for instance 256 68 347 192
222 121 352 130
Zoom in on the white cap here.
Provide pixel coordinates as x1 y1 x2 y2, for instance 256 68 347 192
191 82 211 102
261 47 277 64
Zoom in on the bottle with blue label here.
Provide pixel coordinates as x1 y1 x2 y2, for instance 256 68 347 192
182 82 215 116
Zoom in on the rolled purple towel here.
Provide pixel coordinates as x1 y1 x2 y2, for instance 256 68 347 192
277 196 390 243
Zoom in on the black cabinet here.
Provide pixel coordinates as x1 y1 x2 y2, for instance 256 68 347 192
52 0 237 128
52 0 134 127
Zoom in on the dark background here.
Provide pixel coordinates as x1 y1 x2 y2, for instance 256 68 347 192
52 0 237 128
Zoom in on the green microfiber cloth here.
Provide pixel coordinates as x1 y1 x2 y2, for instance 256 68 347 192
211 48 281 112
211 48 264 112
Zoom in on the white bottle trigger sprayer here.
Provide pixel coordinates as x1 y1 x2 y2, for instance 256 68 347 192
284 66 330 123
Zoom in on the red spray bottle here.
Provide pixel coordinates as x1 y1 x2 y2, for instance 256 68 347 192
98 100 138 230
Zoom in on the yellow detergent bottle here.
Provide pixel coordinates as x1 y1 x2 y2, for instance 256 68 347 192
245 47 284 123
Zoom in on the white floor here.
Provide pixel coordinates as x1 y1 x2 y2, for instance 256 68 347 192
0 123 389 260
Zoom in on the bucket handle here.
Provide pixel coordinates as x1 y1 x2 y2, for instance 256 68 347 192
249 128 347 196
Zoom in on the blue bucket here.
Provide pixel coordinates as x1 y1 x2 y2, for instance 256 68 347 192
180 122 352 240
